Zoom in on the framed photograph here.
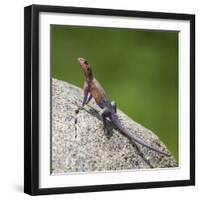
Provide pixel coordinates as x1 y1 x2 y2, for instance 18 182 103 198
24 4 195 195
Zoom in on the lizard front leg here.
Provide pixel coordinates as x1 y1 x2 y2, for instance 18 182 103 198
75 82 92 113
99 107 113 138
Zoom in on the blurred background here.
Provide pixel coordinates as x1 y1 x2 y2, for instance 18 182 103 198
51 25 178 162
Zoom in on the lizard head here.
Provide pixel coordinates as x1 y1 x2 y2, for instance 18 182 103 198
77 57 93 80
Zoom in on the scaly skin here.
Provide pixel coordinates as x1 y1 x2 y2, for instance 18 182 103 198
77 57 170 157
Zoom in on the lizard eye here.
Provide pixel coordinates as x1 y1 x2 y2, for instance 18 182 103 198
84 60 88 65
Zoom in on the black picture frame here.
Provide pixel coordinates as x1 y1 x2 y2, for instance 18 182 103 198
24 4 195 196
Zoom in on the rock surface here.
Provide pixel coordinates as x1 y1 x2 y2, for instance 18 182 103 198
51 78 177 174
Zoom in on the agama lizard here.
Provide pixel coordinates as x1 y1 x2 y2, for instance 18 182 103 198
76 57 170 157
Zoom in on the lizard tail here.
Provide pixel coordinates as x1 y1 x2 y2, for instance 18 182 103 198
110 113 171 157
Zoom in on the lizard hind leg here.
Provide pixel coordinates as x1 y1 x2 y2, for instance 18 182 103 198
111 101 117 113
99 108 113 138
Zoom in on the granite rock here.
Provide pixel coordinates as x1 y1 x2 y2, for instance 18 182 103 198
51 78 177 174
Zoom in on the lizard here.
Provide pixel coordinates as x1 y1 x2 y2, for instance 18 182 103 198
76 57 170 157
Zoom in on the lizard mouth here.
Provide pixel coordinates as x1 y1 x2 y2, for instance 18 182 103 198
77 57 85 64
77 58 89 70
77 58 86 73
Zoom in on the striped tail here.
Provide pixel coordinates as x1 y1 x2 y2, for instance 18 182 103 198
110 113 170 157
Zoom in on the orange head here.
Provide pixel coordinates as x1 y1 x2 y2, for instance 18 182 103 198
77 57 93 80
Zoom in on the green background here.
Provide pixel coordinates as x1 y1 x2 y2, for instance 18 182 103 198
51 25 178 161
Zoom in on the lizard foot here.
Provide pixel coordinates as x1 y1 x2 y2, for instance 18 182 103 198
103 127 113 139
